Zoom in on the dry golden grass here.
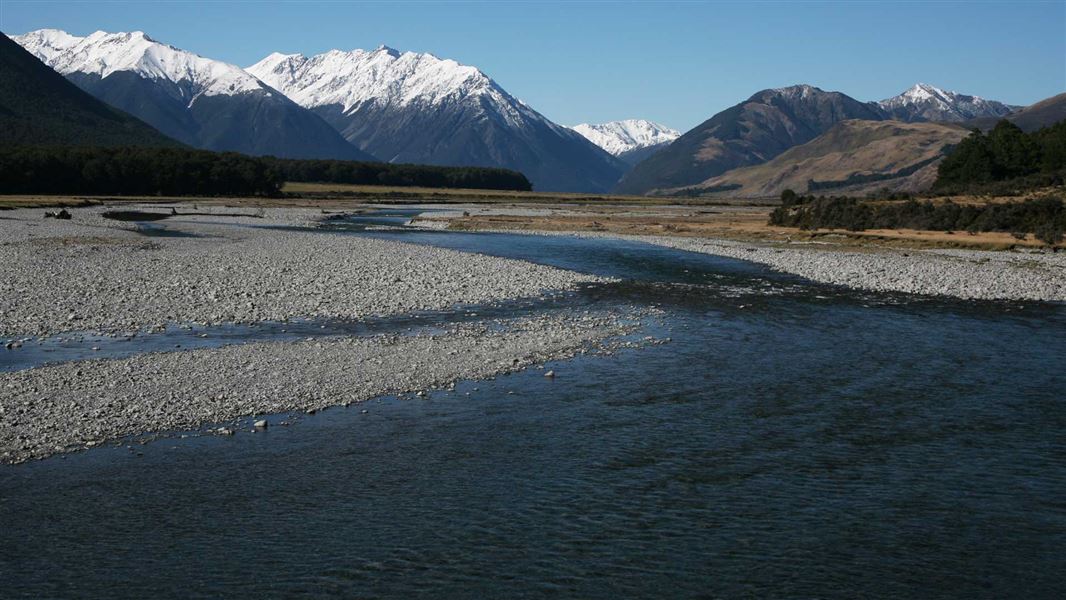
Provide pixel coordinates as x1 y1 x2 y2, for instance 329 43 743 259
441 205 1056 251
279 182 776 206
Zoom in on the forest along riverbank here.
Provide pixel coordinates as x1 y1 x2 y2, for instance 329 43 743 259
408 205 1066 302
0 205 647 463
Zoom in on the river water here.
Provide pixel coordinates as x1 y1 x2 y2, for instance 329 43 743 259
1 211 1064 598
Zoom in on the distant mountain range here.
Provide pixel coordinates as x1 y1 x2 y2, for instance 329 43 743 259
569 120 680 165
6 27 1060 196
247 47 626 192
615 83 1033 195
12 29 370 161
0 31 177 148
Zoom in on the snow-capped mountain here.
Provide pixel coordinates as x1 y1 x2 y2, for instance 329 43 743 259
570 120 680 165
15 29 265 97
875 83 1017 123
12 29 372 160
248 47 626 192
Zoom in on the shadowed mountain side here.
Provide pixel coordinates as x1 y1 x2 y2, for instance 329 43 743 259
0 32 178 147
64 72 376 160
14 29 374 160
311 101 626 192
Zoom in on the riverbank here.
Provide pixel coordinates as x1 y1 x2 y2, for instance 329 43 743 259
407 206 1066 302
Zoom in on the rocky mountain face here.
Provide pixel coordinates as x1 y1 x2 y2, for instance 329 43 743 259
0 30 177 147
247 48 626 192
570 119 680 165
13 29 372 160
875 83 1017 123
614 85 885 195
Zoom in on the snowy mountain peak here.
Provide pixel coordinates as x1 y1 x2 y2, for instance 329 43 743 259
903 82 949 102
770 84 823 99
12 28 268 100
247 45 537 124
374 44 400 57
570 119 680 156
877 82 1015 122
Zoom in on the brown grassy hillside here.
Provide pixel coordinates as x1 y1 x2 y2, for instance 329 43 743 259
674 120 967 198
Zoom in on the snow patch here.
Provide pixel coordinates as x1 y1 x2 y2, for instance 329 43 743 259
570 119 680 155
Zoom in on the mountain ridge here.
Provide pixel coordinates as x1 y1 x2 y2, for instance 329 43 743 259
875 83 1017 123
0 30 178 148
248 47 626 192
614 84 885 194
616 82 1024 195
13 29 374 161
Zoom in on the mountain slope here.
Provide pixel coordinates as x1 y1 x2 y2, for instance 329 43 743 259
967 92 1066 133
679 120 967 198
570 119 680 165
876 83 1016 123
0 31 177 147
248 48 626 192
13 29 373 160
614 85 884 195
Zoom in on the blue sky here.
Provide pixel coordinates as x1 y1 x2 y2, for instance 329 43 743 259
2 1 1063 132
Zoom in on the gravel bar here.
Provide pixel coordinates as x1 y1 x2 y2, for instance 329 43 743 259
627 234 1066 302
0 311 642 464
0 206 606 337
441 220 1066 302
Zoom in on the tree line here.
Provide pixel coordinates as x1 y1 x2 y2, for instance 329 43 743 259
0 146 278 196
769 193 1065 245
0 145 533 196
933 119 1066 193
262 157 532 191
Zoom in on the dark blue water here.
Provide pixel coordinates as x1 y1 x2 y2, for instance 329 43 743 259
1 211 1064 598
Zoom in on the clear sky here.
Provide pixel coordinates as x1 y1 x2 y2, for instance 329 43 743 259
2 1 1063 132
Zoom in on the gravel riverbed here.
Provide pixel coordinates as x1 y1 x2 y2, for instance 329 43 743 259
627 235 1066 302
0 206 606 338
0 311 643 464
0 205 644 463
415 207 1065 302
